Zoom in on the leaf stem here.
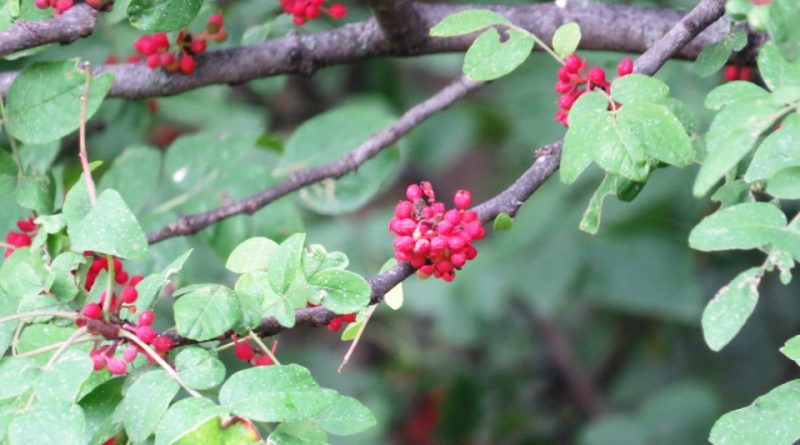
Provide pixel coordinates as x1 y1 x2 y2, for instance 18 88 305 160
338 305 377 373
78 61 97 205
16 336 96 357
118 329 203 398
102 254 115 320
249 331 281 365
24 326 88 410
508 23 564 64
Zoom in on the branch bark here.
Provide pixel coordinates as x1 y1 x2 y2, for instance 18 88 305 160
365 0 426 47
0 4 97 59
147 75 483 244
164 0 730 345
0 2 750 99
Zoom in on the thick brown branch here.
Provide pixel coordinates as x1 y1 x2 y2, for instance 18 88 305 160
365 0 426 47
0 4 97 59
0 2 749 98
146 75 482 244
166 0 730 345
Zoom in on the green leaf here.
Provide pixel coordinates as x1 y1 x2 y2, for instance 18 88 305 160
62 175 91 229
0 356 40 400
97 146 161 212
34 350 93 403
15 173 53 214
277 101 399 215
132 248 193 317
579 174 618 235
50 252 85 302
226 237 278 274
694 29 748 77
704 81 771 110
780 335 800 366
310 269 371 314
314 396 375 436
694 95 783 196
710 380 800 445
493 212 513 231
173 417 261 445
616 102 693 168
301 244 348 278
268 422 327 445
429 9 510 37
175 347 225 390
757 41 800 91
610 74 670 104
115 369 180 443
6 61 113 145
69 189 148 260
379 259 403 310
689 203 787 252
233 271 272 330
9 401 86 445
745 113 800 181
701 267 763 351
164 131 258 193
0 149 17 195
561 93 607 183
269 234 305 294
127 0 203 32
552 22 581 58
463 28 534 81
767 0 800 62
154 397 228 445
219 364 338 423
79 378 124 445
768 167 800 199
0 247 50 300
174 284 241 341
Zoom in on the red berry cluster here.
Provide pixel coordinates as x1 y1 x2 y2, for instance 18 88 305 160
280 0 347 26
132 14 227 75
723 65 754 82
232 334 277 367
34 0 109 16
554 55 634 127
4 217 36 258
76 254 175 376
389 182 484 282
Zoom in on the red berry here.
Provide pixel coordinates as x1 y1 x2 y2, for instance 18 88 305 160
152 32 169 49
564 54 582 73
152 335 175 353
340 313 357 323
723 65 740 82
138 310 155 326
16 218 36 232
146 54 161 69
739 66 753 81
453 190 471 210
327 3 347 19
102 438 116 445
115 270 129 285
107 358 127 375
234 338 256 361
326 318 342 332
254 354 274 367
83 302 103 319
134 36 157 56
588 67 606 84
179 53 196 74
136 325 157 344
558 94 576 110
123 347 138 363
207 13 224 34
129 275 145 287
120 287 138 304
406 184 423 201
91 354 106 371
555 81 572 94
189 39 207 54
34 0 49 9
617 58 634 76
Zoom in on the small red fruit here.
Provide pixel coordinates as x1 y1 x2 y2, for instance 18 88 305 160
136 325 157 344
617 58 634 77
138 310 155 326
107 358 127 375
152 335 175 353
327 3 347 19
83 302 103 319
120 287 138 304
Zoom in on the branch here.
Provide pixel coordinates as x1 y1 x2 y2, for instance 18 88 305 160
0 2 748 99
365 0 426 47
166 0 729 346
146 75 482 244
0 4 97 59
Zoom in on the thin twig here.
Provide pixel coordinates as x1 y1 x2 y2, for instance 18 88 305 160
24 326 88 409
118 330 203 398
338 305 377 373
78 61 97 204
147 75 482 243
16 336 96 358
248 331 281 365
0 310 77 324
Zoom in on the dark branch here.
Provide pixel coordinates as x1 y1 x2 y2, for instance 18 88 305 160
0 4 97 59
166 0 731 345
0 2 750 99
146 75 482 244
365 0 426 47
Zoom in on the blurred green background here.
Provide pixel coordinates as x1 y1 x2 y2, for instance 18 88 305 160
2 0 799 443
